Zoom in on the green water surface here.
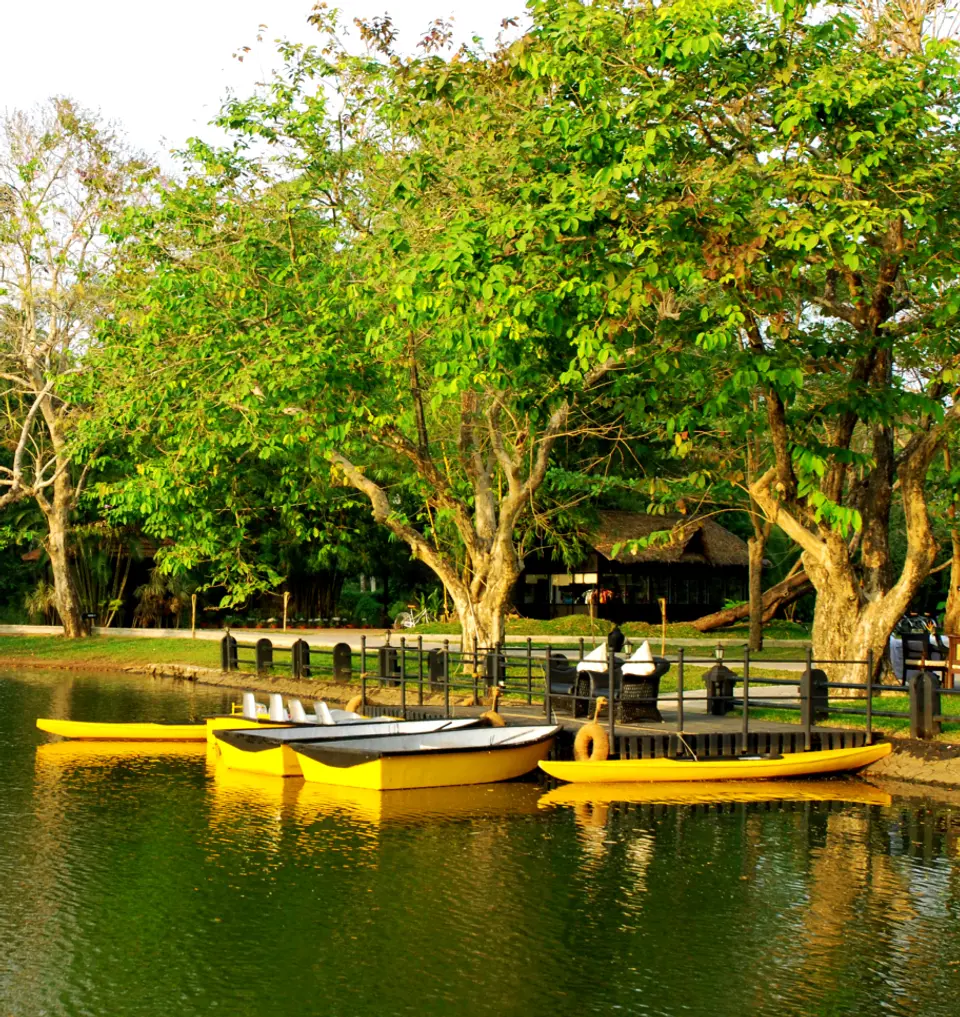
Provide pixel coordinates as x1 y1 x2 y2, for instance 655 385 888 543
2 668 959 1017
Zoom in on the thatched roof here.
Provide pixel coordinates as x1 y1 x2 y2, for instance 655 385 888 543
591 511 749 567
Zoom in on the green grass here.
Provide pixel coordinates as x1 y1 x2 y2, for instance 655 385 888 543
0 635 225 670
407 616 810 641
733 694 960 739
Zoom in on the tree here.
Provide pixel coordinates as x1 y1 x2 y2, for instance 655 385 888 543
0 100 149 636
92 11 666 650
516 0 960 675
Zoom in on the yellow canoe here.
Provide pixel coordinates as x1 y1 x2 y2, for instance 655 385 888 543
36 718 209 742
539 742 893 783
213 718 480 777
36 716 293 743
294 725 560 791
538 779 893 808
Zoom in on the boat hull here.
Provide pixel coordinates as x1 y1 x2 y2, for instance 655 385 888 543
296 737 555 791
35 717 293 743
539 742 893 783
214 719 482 777
36 718 209 742
203 716 291 746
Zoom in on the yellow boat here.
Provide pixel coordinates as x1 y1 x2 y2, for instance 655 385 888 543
538 779 894 808
214 718 481 777
35 716 295 743
539 742 892 783
292 725 560 791
36 718 212 742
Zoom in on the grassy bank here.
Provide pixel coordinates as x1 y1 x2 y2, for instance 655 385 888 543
734 695 960 740
0 635 224 671
407 617 810 641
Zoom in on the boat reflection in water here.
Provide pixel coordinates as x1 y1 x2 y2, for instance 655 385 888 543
35 739 209 770
294 778 543 827
538 780 893 810
208 757 542 827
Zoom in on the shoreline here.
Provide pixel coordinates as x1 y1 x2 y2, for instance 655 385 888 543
6 655 959 790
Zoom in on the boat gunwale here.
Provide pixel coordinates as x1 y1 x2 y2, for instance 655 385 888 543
291 725 561 768
214 718 481 753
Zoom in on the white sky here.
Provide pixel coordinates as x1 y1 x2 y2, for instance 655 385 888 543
1 1 524 164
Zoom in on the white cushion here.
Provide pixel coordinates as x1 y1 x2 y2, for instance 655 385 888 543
576 643 609 673
622 640 656 677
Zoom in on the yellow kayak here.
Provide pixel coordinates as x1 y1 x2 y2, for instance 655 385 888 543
37 718 209 742
539 742 892 783
36 716 293 743
538 779 893 808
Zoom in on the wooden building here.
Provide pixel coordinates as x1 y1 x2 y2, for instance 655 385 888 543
515 511 750 623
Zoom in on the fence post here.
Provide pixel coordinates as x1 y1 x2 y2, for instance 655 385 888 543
866 649 874 742
521 637 530 705
360 634 367 680
443 640 450 716
801 664 813 750
417 635 424 705
910 672 941 740
220 634 238 672
292 639 311 679
255 637 273 675
677 647 685 735
400 637 407 718
332 642 352 681
741 645 750 746
544 645 553 720
607 646 615 757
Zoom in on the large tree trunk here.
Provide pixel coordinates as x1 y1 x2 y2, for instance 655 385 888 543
945 525 960 636
45 508 84 638
692 569 811 632
752 433 943 695
747 535 764 651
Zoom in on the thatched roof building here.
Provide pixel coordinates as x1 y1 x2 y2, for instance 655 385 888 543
590 511 749 568
515 511 749 623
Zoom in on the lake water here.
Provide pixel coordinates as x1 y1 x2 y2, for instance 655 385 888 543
2 668 959 1017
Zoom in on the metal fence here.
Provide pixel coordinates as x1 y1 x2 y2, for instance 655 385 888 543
218 634 960 745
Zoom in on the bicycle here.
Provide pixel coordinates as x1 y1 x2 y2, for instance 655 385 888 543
393 604 436 629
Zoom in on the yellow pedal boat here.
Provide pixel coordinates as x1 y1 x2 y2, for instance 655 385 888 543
539 742 892 784
214 718 481 777
292 725 560 791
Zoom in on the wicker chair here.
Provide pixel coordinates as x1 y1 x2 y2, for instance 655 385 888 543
582 658 670 724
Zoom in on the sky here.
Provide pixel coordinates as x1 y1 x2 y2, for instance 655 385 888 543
1 1 524 164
